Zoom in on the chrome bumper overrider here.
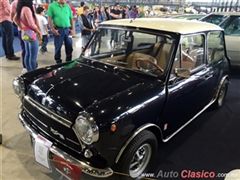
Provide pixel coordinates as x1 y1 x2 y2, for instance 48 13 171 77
18 113 113 178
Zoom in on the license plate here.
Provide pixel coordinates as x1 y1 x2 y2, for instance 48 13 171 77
34 135 52 170
54 154 82 180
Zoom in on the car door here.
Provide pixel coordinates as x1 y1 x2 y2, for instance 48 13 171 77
220 16 240 66
160 34 215 140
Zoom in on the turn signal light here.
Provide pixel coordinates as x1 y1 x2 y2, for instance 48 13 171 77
111 124 117 132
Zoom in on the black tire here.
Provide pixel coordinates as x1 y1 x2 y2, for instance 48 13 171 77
212 79 228 109
113 130 158 180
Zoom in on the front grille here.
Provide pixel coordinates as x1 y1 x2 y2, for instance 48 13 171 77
23 97 83 153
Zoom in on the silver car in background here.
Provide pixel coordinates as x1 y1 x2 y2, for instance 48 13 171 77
200 12 240 67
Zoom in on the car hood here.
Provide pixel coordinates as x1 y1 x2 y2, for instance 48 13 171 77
28 60 159 121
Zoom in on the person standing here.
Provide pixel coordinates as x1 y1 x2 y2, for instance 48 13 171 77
130 6 138 19
78 6 95 49
67 1 77 37
93 6 104 27
77 2 85 17
11 0 26 70
110 3 122 48
47 0 74 64
77 1 85 37
13 0 41 72
0 0 20 60
122 5 129 19
36 6 49 54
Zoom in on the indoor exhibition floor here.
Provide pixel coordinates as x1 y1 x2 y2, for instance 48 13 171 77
0 34 240 180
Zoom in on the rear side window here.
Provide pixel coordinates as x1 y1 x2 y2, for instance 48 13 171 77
207 31 224 62
221 16 240 36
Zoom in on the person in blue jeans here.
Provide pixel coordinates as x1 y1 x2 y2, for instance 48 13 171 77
23 38 39 71
0 0 20 60
36 7 50 54
47 0 74 64
13 0 41 72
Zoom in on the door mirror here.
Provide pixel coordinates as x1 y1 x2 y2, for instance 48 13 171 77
174 68 190 78
121 36 132 42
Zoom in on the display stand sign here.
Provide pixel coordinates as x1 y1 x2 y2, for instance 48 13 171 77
34 135 53 170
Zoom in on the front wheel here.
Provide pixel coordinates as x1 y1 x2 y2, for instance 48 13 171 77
114 130 158 180
212 79 229 109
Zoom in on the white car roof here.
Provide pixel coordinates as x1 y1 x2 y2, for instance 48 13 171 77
101 18 223 34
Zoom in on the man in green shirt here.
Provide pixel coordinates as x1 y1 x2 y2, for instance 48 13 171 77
48 0 75 63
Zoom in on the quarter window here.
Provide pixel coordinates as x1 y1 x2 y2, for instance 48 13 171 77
171 34 205 75
181 34 205 70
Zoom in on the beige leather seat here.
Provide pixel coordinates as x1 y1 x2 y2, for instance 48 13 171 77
213 50 224 60
157 43 171 71
127 42 171 72
149 42 171 71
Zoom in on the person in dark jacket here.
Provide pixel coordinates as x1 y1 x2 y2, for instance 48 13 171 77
78 6 95 49
110 3 122 48
122 5 129 19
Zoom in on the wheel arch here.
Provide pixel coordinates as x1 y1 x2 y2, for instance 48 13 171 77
115 123 163 164
213 75 230 101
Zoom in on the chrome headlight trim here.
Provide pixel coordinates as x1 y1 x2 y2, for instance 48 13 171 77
73 112 99 145
12 77 25 100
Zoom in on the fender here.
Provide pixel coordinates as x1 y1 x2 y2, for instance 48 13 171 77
115 123 163 163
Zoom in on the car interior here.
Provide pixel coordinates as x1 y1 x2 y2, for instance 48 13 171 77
83 29 173 76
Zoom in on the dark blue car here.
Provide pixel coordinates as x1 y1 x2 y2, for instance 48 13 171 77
13 19 230 180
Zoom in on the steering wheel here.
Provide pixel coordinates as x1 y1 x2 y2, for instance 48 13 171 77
135 58 164 73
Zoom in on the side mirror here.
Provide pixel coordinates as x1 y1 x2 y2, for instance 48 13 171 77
122 36 132 42
174 68 190 78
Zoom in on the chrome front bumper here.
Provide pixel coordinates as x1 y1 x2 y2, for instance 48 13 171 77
18 113 113 178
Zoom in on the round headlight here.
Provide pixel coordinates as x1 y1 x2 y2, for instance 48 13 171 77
12 77 25 100
74 115 99 145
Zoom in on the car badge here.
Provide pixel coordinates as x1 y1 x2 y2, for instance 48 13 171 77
50 127 65 140
63 167 71 175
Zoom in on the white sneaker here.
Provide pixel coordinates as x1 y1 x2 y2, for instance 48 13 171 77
21 68 27 74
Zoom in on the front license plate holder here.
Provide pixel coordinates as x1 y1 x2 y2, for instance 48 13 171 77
34 134 53 170
54 154 82 180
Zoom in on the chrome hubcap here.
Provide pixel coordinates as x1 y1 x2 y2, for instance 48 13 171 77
129 144 152 178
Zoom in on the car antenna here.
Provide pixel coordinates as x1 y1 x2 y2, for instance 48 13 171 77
130 18 136 23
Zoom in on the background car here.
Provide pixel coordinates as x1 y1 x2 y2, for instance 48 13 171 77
170 14 205 20
200 12 240 67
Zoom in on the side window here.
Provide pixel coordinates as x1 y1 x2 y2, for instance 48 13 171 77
207 31 224 63
221 16 240 36
181 34 205 70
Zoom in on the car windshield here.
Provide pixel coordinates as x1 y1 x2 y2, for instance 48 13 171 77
81 27 174 76
200 14 227 25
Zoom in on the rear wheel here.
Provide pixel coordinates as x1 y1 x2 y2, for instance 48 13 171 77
212 79 228 109
114 130 157 180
